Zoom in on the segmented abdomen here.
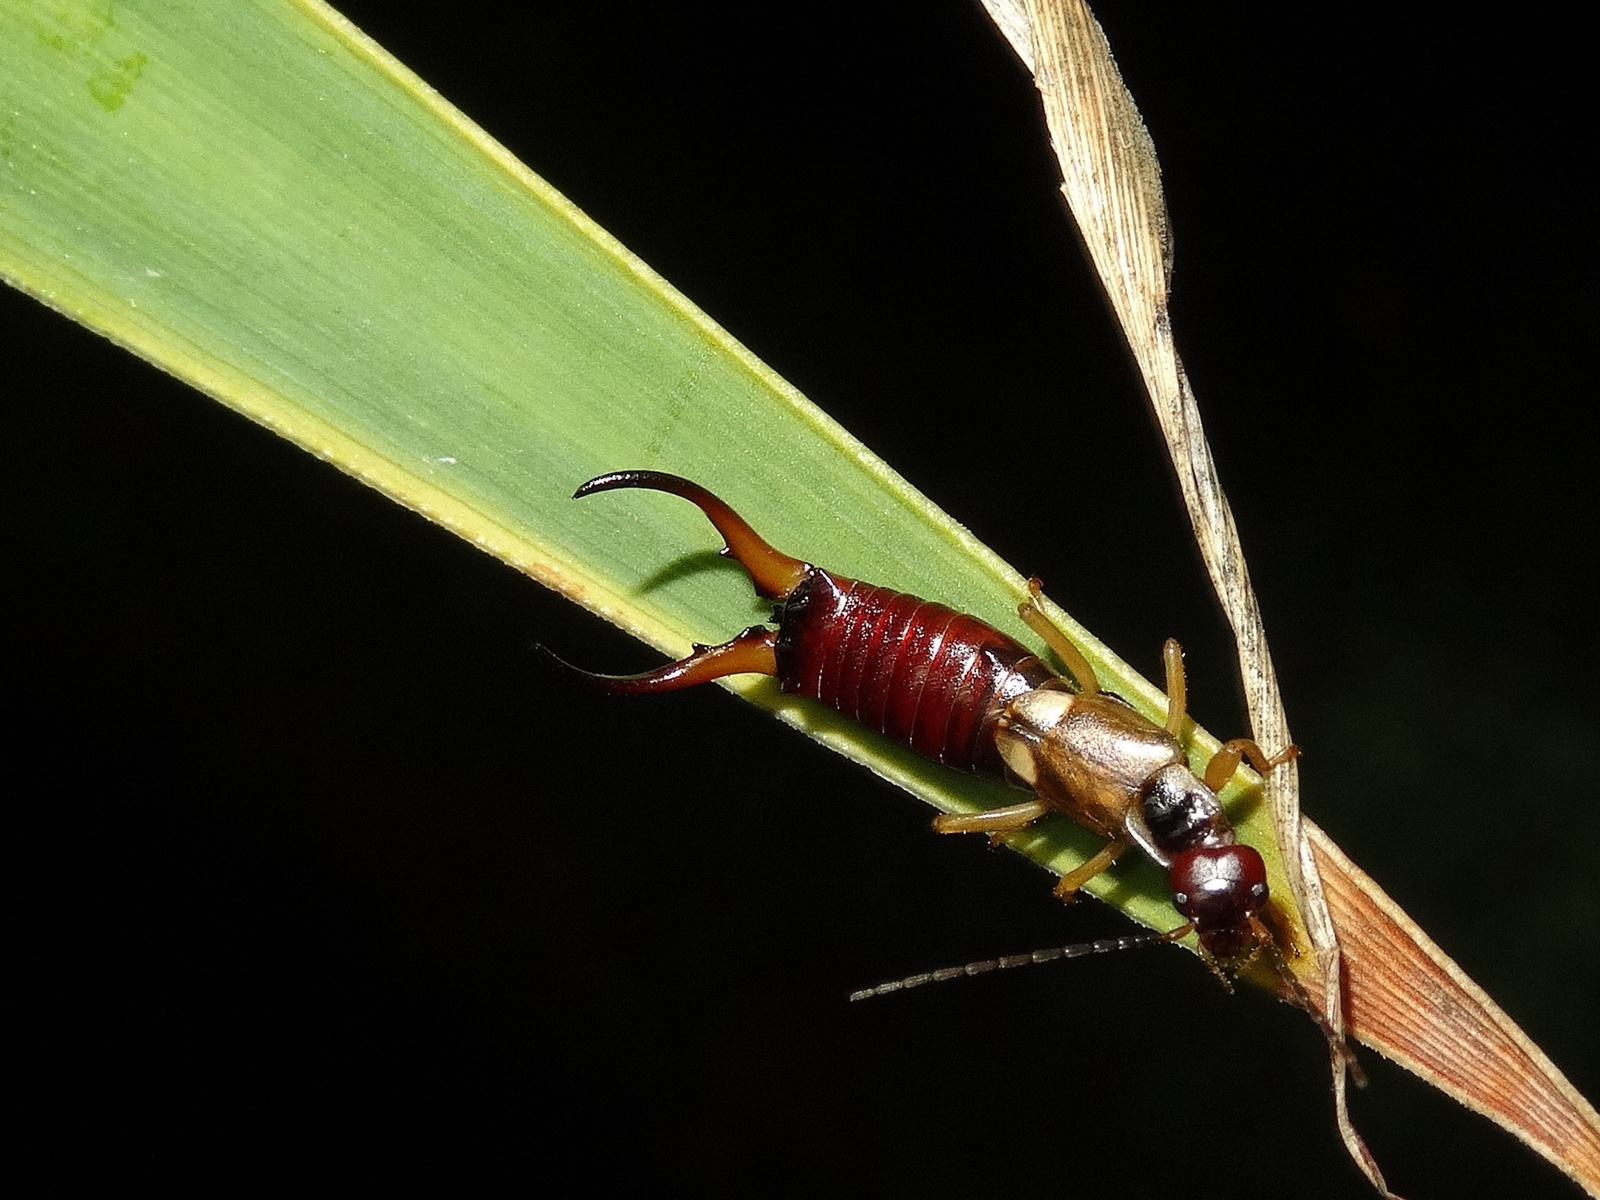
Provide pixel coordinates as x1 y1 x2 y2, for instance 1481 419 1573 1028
774 569 1055 773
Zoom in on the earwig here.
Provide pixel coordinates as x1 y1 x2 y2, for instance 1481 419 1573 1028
548 470 1304 982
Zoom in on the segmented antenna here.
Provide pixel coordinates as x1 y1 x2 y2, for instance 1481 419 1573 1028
848 932 1168 1001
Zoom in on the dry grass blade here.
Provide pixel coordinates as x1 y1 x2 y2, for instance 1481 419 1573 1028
999 11 1373 1164
987 0 1356 1060
979 0 1363 1174
980 0 1598 1196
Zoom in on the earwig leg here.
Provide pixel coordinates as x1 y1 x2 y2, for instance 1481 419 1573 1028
576 471 811 600
539 626 779 694
932 798 1050 837
1258 897 1309 961
1203 737 1302 794
1263 936 1368 1086
1017 578 1099 694
1161 638 1188 737
1052 838 1130 902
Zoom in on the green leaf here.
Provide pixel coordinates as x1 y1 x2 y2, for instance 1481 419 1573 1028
0 0 1288 942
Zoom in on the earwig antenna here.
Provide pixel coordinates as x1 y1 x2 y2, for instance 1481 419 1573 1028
848 931 1169 1002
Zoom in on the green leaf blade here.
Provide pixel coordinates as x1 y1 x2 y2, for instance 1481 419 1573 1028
1 0 1277 941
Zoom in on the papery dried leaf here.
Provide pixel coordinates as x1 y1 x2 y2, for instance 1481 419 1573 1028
1003 8 1383 1180
1004 0 1335 958
991 1 1378 1176
1306 823 1600 1197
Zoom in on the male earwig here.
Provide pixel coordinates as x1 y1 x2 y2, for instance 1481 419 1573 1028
549 470 1302 980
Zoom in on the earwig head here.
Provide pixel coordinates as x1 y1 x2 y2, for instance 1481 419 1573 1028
1169 844 1270 970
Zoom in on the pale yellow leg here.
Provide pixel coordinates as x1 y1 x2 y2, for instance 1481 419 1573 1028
932 798 1050 836
1051 838 1129 902
1017 578 1099 694
1203 737 1302 794
1258 897 1308 960
1161 638 1188 736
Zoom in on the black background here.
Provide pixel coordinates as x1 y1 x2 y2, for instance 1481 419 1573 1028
11 3 1596 1196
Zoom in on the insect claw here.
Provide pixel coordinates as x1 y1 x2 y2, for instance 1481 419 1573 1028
540 627 779 695
574 470 811 600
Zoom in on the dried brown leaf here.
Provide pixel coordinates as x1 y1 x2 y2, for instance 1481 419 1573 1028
1305 822 1600 1196
1000 2 1371 1178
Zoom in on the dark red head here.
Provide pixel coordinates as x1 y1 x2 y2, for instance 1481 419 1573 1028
1168 844 1269 968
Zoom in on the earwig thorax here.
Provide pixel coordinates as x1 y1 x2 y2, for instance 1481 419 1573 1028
993 687 1188 848
1136 764 1236 862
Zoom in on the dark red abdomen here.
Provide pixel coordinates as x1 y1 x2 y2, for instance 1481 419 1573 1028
774 569 1054 774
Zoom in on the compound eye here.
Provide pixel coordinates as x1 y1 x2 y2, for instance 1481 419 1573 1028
1168 845 1268 931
